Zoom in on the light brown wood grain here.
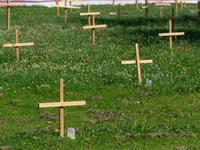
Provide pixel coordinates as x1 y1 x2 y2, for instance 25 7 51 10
2 43 34 47
82 24 107 29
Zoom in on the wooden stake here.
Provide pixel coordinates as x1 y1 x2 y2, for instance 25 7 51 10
121 43 153 83
2 29 34 61
146 0 148 19
136 0 138 11
38 79 86 138
160 0 163 15
56 0 60 16
59 79 64 137
65 0 67 21
70 1 72 12
87 4 91 25
163 7 184 32
92 15 95 45
158 20 184 50
175 0 178 13
15 29 19 61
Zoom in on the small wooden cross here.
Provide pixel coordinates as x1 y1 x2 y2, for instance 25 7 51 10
48 0 81 21
2 29 34 61
121 43 153 83
158 20 185 50
109 4 128 23
38 79 86 137
0 0 22 30
154 0 171 15
61 0 82 13
81 12 107 45
163 7 184 32
141 0 154 19
190 1 200 23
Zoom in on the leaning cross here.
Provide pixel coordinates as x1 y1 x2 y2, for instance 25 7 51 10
2 29 34 61
81 12 107 45
190 1 200 23
158 20 185 50
121 43 153 83
163 7 184 32
48 0 81 21
0 0 22 30
141 0 154 19
154 0 171 15
38 79 86 137
109 4 128 23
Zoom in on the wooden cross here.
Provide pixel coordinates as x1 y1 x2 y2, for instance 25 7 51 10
2 29 34 61
190 1 200 22
0 0 22 30
163 7 184 32
61 0 82 13
48 0 81 21
109 4 128 23
158 20 185 50
38 79 86 137
177 0 188 9
154 0 171 15
121 43 153 83
81 12 107 45
141 0 154 19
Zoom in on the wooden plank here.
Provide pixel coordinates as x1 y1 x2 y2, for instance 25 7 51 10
121 60 153 64
82 24 107 29
109 12 118 15
141 5 154 9
38 101 86 108
2 42 34 47
48 5 80 9
80 12 100 16
15 29 19 61
59 79 64 137
136 0 138 10
0 4 22 6
154 3 171 6
190 10 200 13
158 32 184 36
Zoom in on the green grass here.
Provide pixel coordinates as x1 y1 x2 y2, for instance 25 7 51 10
0 3 200 149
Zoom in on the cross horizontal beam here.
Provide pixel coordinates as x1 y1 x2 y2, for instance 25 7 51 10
141 5 154 9
80 12 100 16
48 5 80 9
82 24 107 29
0 4 22 6
190 10 200 13
121 60 153 64
2 42 34 47
159 32 185 36
109 12 128 15
39 101 86 108
154 3 171 6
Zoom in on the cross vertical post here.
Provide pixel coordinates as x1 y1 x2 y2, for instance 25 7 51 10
59 79 64 137
169 20 172 50
175 0 178 13
65 0 67 21
56 0 60 16
15 29 19 61
92 15 95 45
70 1 72 12
88 4 91 25
136 0 138 10
7 0 10 30
160 0 163 15
146 0 148 19
113 0 115 7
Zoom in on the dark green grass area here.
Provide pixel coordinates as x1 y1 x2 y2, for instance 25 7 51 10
0 3 200 149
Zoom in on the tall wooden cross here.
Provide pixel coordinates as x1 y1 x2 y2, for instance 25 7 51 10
48 0 81 21
2 29 34 61
81 12 107 44
190 1 200 22
109 4 128 23
141 0 154 19
154 0 171 15
158 20 185 50
61 0 82 13
163 7 184 32
0 0 22 30
121 43 153 83
38 79 86 137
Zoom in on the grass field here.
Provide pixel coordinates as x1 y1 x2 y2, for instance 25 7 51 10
0 3 200 149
